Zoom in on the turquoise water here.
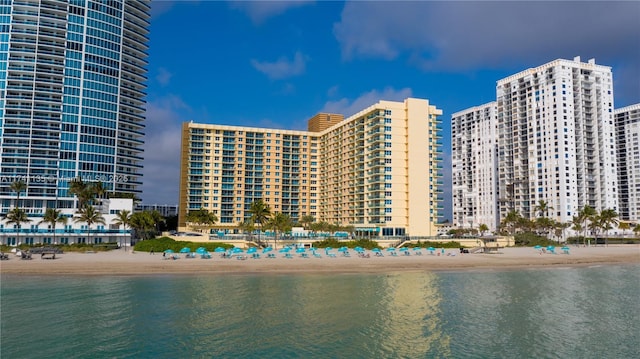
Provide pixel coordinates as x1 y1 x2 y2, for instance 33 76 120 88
2 265 639 358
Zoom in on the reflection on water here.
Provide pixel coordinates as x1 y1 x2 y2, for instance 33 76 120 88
2 265 639 359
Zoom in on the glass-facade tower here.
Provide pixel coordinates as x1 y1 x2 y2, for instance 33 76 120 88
0 0 149 214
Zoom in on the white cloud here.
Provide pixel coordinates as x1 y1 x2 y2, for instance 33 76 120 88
156 67 172 86
333 1 640 72
229 0 314 25
251 51 309 80
320 87 413 118
140 95 191 205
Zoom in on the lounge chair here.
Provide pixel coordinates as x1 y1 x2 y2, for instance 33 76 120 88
562 248 570 255
389 251 398 257
284 253 293 259
300 252 309 258
327 252 337 258
267 253 276 259
375 252 384 257
313 252 322 258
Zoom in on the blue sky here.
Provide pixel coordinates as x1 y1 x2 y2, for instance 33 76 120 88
142 0 640 221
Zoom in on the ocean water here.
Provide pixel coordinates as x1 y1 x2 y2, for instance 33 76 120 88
1 265 639 359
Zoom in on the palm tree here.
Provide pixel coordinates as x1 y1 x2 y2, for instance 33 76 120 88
5 208 29 245
39 208 68 245
500 210 521 234
617 221 631 237
598 209 618 246
74 205 106 245
112 210 132 250
267 212 292 248
534 199 553 218
92 181 107 207
238 219 255 240
577 206 597 246
633 223 640 238
249 200 271 246
10 180 27 210
185 208 217 234
130 211 155 240
69 177 94 209
300 215 314 231
478 223 489 237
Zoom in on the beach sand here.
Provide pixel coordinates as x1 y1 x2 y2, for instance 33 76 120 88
1 245 639 276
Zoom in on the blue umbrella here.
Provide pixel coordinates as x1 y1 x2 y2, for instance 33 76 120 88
399 247 408 252
195 247 207 254
338 246 348 252
279 247 290 253
262 247 273 253
413 247 421 251
372 248 381 252
232 247 244 253
296 247 306 253
164 249 174 253
214 247 226 253
247 247 257 254
386 247 396 252
534 245 542 249
561 246 570 250
354 246 364 252
179 247 191 253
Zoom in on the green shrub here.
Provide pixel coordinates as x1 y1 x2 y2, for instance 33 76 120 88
312 238 381 250
133 237 234 253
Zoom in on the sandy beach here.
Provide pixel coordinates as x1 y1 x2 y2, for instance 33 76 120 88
1 245 639 276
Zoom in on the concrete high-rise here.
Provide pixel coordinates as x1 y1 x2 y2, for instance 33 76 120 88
451 102 499 231
179 98 444 238
496 57 618 224
0 0 150 214
615 104 640 221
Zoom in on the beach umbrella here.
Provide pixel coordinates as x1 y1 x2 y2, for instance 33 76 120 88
399 247 408 252
247 247 257 254
232 247 244 253
534 245 542 250
296 247 306 253
561 246 570 250
279 247 290 253
372 248 381 252
338 246 348 252
195 247 207 254
262 247 273 253
386 247 396 252
214 247 226 253
179 247 191 253
164 249 174 253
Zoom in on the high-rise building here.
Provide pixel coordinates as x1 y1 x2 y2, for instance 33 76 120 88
496 57 618 224
179 98 444 237
178 123 320 228
451 102 499 231
0 0 150 214
615 104 640 221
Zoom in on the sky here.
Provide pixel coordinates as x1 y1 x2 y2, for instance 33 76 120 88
141 0 640 221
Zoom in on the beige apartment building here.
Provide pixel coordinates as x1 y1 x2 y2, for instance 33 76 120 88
179 98 444 238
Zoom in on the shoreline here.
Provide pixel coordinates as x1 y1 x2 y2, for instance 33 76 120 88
1 245 638 277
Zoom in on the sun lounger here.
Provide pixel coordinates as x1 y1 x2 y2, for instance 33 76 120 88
562 248 570 254
390 251 398 257
313 252 322 258
267 253 276 258
284 253 293 259
300 252 309 258
327 252 336 258
375 252 384 257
